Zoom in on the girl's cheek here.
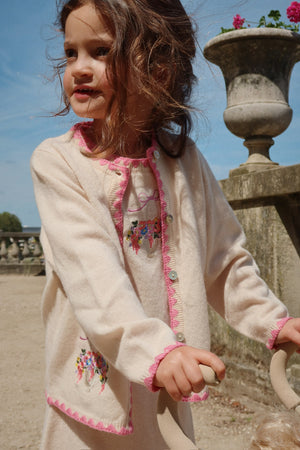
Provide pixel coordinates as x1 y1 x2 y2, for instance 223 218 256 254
63 71 71 98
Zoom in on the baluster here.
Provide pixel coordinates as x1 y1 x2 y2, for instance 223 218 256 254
22 238 31 259
0 239 8 263
9 239 20 262
33 238 42 260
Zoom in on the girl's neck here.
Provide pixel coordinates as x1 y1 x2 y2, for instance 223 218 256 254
91 120 152 159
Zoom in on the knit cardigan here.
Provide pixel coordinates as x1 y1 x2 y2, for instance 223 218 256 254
31 125 289 435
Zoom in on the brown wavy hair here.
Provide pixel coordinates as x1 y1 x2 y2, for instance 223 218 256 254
55 0 197 157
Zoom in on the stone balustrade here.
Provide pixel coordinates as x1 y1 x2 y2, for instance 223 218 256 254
0 232 44 275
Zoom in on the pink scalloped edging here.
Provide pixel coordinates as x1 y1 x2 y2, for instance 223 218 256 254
46 392 133 435
113 166 130 245
72 122 95 152
72 122 150 169
113 155 149 168
148 147 180 332
97 156 150 169
267 317 293 350
144 342 185 392
181 390 209 403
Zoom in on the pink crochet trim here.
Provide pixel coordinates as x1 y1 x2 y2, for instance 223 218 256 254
112 156 149 168
97 156 149 169
181 391 209 402
267 317 293 350
148 147 179 331
46 392 133 435
112 166 130 245
144 342 185 392
72 122 95 152
72 122 150 168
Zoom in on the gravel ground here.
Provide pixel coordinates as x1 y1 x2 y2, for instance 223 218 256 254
0 275 284 450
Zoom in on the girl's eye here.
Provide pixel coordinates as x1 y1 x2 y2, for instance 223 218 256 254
65 48 76 59
96 47 110 57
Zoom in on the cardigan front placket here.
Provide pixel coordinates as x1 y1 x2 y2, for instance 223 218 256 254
94 144 186 341
147 146 186 342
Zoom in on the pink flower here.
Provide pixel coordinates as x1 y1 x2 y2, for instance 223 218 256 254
287 1 300 23
233 14 245 29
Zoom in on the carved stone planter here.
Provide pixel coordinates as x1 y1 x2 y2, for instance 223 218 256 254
204 28 300 176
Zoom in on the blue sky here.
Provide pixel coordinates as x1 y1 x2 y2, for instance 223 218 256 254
0 0 299 227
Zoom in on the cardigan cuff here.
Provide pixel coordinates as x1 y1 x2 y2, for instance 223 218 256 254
266 317 293 350
144 342 186 392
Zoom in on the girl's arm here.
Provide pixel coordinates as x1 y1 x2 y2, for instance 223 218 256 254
187 146 290 348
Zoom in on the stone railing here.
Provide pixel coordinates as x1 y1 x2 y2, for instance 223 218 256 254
0 232 44 275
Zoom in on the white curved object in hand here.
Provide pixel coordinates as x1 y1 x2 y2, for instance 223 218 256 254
157 364 219 449
198 363 220 386
269 342 300 414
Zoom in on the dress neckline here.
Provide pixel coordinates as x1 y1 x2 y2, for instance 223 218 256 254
71 122 157 167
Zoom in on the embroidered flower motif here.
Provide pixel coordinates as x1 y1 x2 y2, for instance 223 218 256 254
126 217 161 254
76 349 109 393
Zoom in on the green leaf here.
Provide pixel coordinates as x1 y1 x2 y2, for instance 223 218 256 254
220 27 235 34
219 26 246 34
258 16 266 27
268 10 281 22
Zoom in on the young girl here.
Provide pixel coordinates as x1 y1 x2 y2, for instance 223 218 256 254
31 1 300 448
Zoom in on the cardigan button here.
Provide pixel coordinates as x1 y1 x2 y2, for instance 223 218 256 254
176 332 186 343
115 170 122 176
153 150 160 160
166 214 174 224
168 270 178 281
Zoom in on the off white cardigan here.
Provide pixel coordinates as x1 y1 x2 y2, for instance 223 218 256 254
31 124 289 435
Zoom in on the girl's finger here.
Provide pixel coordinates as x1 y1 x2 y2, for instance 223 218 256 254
173 368 193 397
182 360 205 393
193 349 226 381
165 375 184 402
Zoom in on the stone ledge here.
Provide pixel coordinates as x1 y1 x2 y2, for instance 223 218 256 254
219 164 300 207
0 263 45 276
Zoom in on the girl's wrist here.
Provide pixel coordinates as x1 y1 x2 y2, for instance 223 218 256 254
274 317 295 345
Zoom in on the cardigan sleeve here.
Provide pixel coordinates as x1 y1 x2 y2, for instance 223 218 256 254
31 143 181 388
194 149 289 348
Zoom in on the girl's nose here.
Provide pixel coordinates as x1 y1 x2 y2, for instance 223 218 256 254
71 56 93 79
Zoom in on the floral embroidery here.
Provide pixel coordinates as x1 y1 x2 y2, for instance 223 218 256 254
76 349 109 393
126 217 161 254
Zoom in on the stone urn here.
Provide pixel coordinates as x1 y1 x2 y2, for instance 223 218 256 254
203 28 300 176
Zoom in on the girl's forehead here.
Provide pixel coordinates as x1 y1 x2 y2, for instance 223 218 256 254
65 3 113 42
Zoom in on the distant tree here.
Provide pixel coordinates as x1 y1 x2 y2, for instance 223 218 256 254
0 212 22 232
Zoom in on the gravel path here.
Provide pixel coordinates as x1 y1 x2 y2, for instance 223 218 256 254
0 275 283 450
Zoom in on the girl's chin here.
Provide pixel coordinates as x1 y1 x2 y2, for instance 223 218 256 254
72 110 105 121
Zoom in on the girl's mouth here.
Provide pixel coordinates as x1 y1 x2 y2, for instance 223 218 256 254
73 87 100 99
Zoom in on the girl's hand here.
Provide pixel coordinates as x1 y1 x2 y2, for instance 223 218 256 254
153 346 225 402
275 318 300 349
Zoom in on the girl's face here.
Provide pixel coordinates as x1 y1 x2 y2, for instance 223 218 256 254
63 3 114 122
